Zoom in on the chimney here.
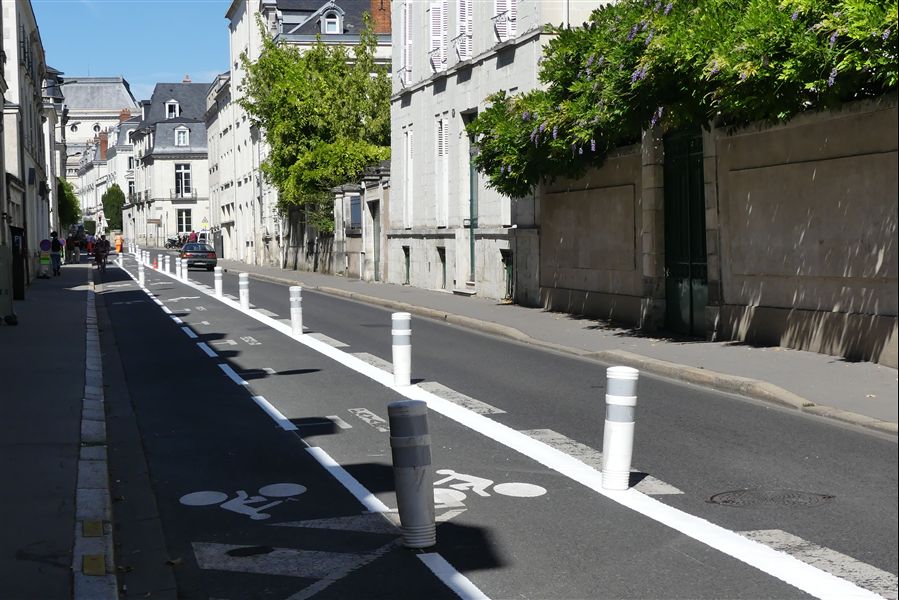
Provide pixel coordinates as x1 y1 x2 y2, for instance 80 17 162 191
183 74 192 83
99 132 109 160
370 0 391 33
119 108 132 123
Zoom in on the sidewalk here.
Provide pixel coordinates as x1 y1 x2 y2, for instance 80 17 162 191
214 257 898 435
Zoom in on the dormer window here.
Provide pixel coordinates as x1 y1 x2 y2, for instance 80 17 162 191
175 127 190 147
322 11 340 34
166 100 180 119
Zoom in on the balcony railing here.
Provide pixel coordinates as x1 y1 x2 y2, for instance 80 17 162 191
170 189 198 199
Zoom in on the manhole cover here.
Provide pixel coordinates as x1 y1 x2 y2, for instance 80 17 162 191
707 489 834 508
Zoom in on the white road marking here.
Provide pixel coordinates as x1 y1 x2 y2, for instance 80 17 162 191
240 336 262 346
181 327 198 339
326 415 353 430
210 339 238 346
306 447 390 513
307 332 349 348
256 308 279 318
225 294 238 300
192 542 377 578
118 258 876 600
252 396 297 431
263 367 277 374
348 408 389 433
170 316 183 324
492 482 547 498
168 296 200 302
197 343 218 358
152 298 164 306
275 514 396 535
418 381 506 415
161 306 172 314
350 352 393 373
520 429 683 496
199 321 211 325
195 306 207 311
418 553 490 600
219 364 248 386
740 530 899 600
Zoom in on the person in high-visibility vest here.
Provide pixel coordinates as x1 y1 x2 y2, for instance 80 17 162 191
114 234 123 254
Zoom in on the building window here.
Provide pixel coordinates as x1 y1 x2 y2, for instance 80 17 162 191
435 115 449 227
456 0 473 60
323 12 340 34
93 123 101 133
403 127 413 229
493 0 518 41
70 124 78 133
128 181 135 198
175 163 192 197
166 101 180 119
175 128 189 146
349 195 362 229
177 209 192 233
429 1 448 72
401 2 413 85
128 157 134 169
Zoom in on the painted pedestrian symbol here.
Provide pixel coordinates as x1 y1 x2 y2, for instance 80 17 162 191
432 469 547 512
180 483 307 520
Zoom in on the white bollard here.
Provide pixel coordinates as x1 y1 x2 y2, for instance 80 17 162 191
138 262 145 287
214 267 223 297
164 255 171 274
391 312 412 387
239 273 249 310
601 366 640 491
388 400 436 548
181 259 189 282
156 253 163 270
175 257 182 279
289 286 303 337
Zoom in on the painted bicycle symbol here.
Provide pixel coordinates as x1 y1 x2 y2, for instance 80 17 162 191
179 483 307 521
432 469 547 511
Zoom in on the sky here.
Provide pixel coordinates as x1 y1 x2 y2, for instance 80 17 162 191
32 0 231 101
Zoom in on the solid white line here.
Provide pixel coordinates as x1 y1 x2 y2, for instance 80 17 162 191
327 415 353 430
116 256 882 600
419 381 506 415
196 342 218 358
218 364 248 386
418 553 490 600
252 395 298 431
740 530 899 600
305 447 390 514
181 326 198 339
256 308 279 318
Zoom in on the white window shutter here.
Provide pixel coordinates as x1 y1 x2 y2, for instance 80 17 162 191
430 1 443 71
403 2 412 83
442 0 448 65
495 0 509 41
509 0 518 38
458 0 473 59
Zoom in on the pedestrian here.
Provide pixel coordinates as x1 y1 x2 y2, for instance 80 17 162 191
50 231 62 276
188 230 198 243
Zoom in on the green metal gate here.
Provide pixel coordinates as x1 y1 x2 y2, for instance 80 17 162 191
664 131 708 336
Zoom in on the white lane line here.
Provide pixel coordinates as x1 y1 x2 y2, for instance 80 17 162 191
520 429 683 496
351 352 393 373
418 381 506 415
263 367 277 375
181 327 198 339
218 364 248 386
327 415 353 430
197 342 218 358
161 305 173 314
252 395 297 431
170 316 183 324
117 257 877 600
740 530 899 600
152 298 164 306
224 294 238 300
348 408 389 433
307 332 349 348
418 553 490 600
257 308 279 318
306 447 390 513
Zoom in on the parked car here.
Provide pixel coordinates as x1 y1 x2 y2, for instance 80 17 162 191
179 243 217 271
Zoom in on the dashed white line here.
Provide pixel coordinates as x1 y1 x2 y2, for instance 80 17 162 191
181 327 198 339
418 553 490 600
307 332 349 348
218 364 248 386
256 308 279 318
170 316 183 324
197 342 218 358
326 415 353 430
305 447 390 513
252 396 297 431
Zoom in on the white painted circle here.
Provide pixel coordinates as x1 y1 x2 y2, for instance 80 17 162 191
492 482 547 498
258 483 307 498
180 491 228 506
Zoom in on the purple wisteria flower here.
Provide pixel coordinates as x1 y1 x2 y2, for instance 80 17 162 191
627 24 639 41
590 138 597 152
650 106 665 127
829 31 838 48
654 1 662 12
739 72 748 81
587 55 595 67
631 66 647 83
598 56 605 67
522 111 530 121
664 2 673 15
883 29 891 41
790 11 799 21
539 122 546 133
578 146 584 155
552 126 559 139
640 20 649 31
827 68 837 87
710 60 720 75
645 30 655 45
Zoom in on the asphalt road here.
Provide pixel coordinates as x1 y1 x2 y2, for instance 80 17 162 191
98 255 898 599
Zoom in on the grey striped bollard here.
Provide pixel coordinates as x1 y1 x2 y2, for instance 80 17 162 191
601 366 640 490
388 400 436 548
156 253 163 270
289 286 303 337
214 267 223 297
391 312 412 386
138 262 145 286
239 273 250 310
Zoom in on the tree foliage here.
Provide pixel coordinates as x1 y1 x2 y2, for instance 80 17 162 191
101 183 125 231
239 14 391 232
467 0 898 198
57 178 81 229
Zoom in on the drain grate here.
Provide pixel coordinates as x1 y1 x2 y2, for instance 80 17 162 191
707 489 834 508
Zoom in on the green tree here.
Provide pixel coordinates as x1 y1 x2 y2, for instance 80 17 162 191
101 183 125 231
467 0 897 198
57 178 81 229
239 13 391 232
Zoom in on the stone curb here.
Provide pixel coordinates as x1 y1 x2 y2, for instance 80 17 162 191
228 268 897 437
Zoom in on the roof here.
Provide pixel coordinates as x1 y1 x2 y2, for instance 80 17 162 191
278 0 374 35
137 82 212 130
60 77 138 111
146 121 208 156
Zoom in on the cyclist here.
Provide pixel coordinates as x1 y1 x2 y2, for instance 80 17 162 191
95 235 111 271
